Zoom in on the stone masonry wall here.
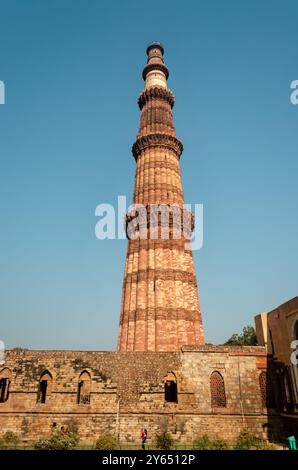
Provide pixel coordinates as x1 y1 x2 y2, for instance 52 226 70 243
0 346 282 444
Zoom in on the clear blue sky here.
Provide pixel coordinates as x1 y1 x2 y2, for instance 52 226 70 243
0 0 297 350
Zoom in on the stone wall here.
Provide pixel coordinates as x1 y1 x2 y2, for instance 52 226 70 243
0 346 283 444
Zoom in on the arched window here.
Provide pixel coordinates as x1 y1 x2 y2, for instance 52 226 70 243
273 367 285 411
38 371 52 404
283 369 294 411
0 368 12 403
259 371 276 408
210 371 226 407
295 320 298 341
164 372 177 403
293 320 298 392
259 371 271 407
259 371 267 407
284 372 291 404
77 371 91 405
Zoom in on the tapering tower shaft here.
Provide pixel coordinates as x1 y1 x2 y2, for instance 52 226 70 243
117 44 204 351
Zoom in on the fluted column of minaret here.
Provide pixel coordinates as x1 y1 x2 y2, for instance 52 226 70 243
117 43 205 351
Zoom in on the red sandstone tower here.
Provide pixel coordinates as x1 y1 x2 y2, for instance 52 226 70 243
117 43 205 351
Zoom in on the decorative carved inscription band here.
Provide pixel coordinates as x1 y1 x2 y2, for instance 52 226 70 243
138 87 175 109
132 133 183 160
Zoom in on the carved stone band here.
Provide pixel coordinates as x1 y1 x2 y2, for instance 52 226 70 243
138 86 175 109
132 133 183 160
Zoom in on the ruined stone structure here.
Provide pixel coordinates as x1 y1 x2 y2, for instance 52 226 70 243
0 44 291 445
0 347 283 444
118 43 204 352
255 296 298 436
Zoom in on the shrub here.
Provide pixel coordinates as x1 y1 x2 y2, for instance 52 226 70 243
193 434 230 450
260 442 277 450
210 438 230 450
34 430 79 450
233 429 261 450
193 434 212 450
0 431 20 449
193 430 275 451
154 431 173 450
94 434 118 450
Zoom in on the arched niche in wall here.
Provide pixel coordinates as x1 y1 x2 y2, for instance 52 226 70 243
77 370 91 405
164 372 178 403
0 368 12 403
37 370 53 404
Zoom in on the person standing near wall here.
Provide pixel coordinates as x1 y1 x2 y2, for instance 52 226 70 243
140 428 147 450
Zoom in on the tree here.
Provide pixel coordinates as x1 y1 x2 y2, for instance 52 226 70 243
224 325 257 346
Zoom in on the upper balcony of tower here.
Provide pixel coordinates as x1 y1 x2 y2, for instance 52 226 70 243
142 42 169 90
133 44 182 159
137 43 175 111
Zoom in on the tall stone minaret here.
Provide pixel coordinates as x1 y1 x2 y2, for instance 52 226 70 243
117 43 205 351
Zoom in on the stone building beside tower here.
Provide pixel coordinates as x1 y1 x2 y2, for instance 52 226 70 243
0 44 296 445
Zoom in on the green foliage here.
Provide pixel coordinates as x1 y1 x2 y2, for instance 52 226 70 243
94 434 118 450
0 431 20 449
34 430 79 450
193 430 276 451
233 428 261 450
193 434 211 450
211 438 230 450
225 325 257 346
261 442 277 450
154 431 174 450
193 434 230 450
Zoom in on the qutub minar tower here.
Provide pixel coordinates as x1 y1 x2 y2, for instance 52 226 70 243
118 43 205 351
